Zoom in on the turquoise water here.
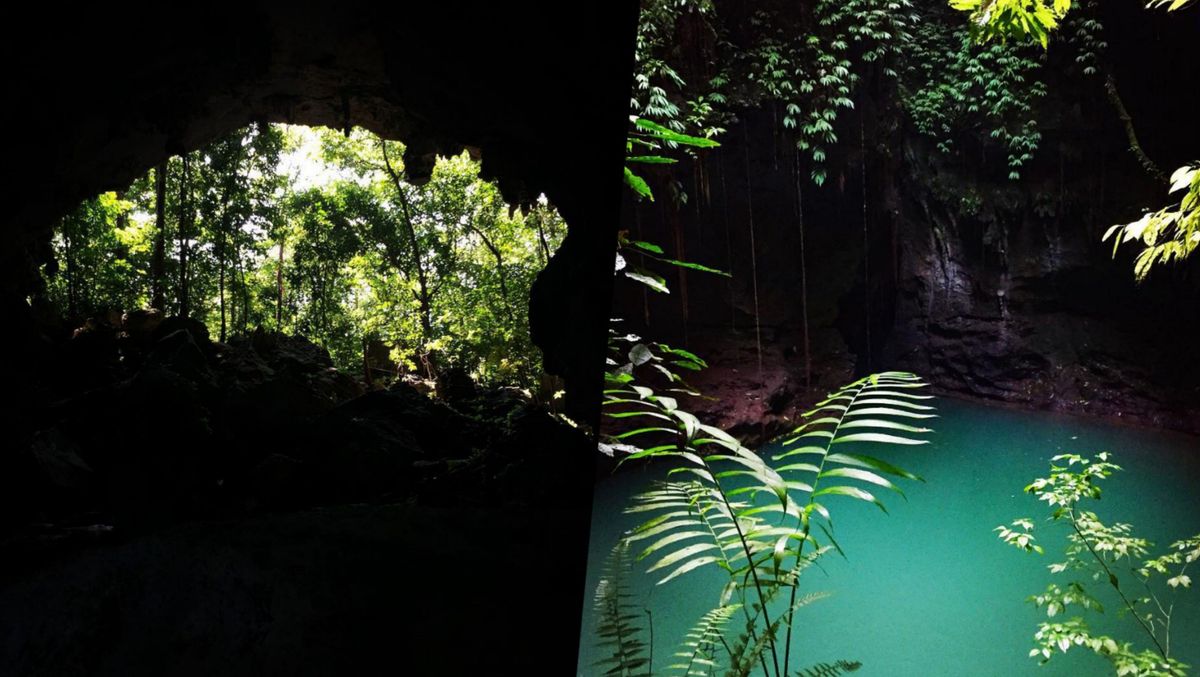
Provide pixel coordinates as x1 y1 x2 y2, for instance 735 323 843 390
577 398 1200 676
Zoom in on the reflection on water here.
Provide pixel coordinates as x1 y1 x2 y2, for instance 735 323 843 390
578 398 1200 676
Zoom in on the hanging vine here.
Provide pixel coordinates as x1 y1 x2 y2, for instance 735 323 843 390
902 12 1048 181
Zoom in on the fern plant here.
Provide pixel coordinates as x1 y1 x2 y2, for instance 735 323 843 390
596 371 934 676
796 661 863 677
668 603 741 675
594 541 653 676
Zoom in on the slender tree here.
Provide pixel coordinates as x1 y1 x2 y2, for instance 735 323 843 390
151 162 167 311
177 153 192 319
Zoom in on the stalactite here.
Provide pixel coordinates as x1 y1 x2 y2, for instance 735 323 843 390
794 150 811 392
743 125 763 378
860 115 871 370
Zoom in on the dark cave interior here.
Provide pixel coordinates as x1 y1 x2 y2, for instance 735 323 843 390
1 3 637 674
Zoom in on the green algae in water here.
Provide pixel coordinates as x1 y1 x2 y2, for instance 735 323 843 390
577 398 1200 676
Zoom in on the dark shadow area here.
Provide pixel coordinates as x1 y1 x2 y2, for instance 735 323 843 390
0 4 637 674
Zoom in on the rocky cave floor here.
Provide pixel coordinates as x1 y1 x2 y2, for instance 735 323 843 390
0 315 591 675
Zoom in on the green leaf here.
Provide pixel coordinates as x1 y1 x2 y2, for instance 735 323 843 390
624 270 669 293
819 467 906 496
659 259 732 276
838 419 932 434
633 118 721 148
832 432 929 446
627 155 679 164
624 166 653 201
626 240 665 255
825 453 924 481
813 485 888 512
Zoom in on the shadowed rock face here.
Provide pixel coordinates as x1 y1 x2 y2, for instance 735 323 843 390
602 6 1200 444
619 115 1200 444
4 1 638 423
0 316 597 675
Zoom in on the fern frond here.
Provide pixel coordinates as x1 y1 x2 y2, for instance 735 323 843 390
611 372 934 677
594 541 651 676
727 588 833 677
796 659 863 676
626 481 750 584
774 371 932 518
667 603 741 676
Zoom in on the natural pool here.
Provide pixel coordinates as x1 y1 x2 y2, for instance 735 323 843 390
577 397 1200 676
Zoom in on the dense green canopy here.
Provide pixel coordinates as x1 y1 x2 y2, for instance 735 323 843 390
39 124 565 388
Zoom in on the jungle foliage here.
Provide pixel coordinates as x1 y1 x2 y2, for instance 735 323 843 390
1105 165 1200 282
599 9 948 672
999 453 1199 676
628 0 1073 193
596 366 933 676
948 0 1200 279
39 124 564 388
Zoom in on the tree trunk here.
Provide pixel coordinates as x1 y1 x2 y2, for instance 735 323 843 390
151 162 167 311
178 154 192 319
466 222 511 312
719 148 734 332
64 218 76 320
794 150 811 392
860 115 871 370
1104 73 1167 184
362 336 374 388
237 238 249 335
534 207 552 264
666 199 689 346
276 233 285 329
380 140 438 377
633 206 650 328
742 125 763 379
218 226 227 343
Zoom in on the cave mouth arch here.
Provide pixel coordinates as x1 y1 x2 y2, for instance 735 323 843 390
41 121 572 394
7 2 639 424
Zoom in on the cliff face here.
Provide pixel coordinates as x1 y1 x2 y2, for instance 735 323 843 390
882 137 1200 433
613 8 1200 442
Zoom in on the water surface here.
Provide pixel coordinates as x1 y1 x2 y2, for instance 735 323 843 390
578 398 1200 676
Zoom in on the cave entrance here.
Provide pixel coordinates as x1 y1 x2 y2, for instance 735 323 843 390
38 122 569 399
11 116 598 538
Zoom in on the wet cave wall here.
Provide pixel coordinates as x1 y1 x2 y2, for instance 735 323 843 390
615 3 1200 443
